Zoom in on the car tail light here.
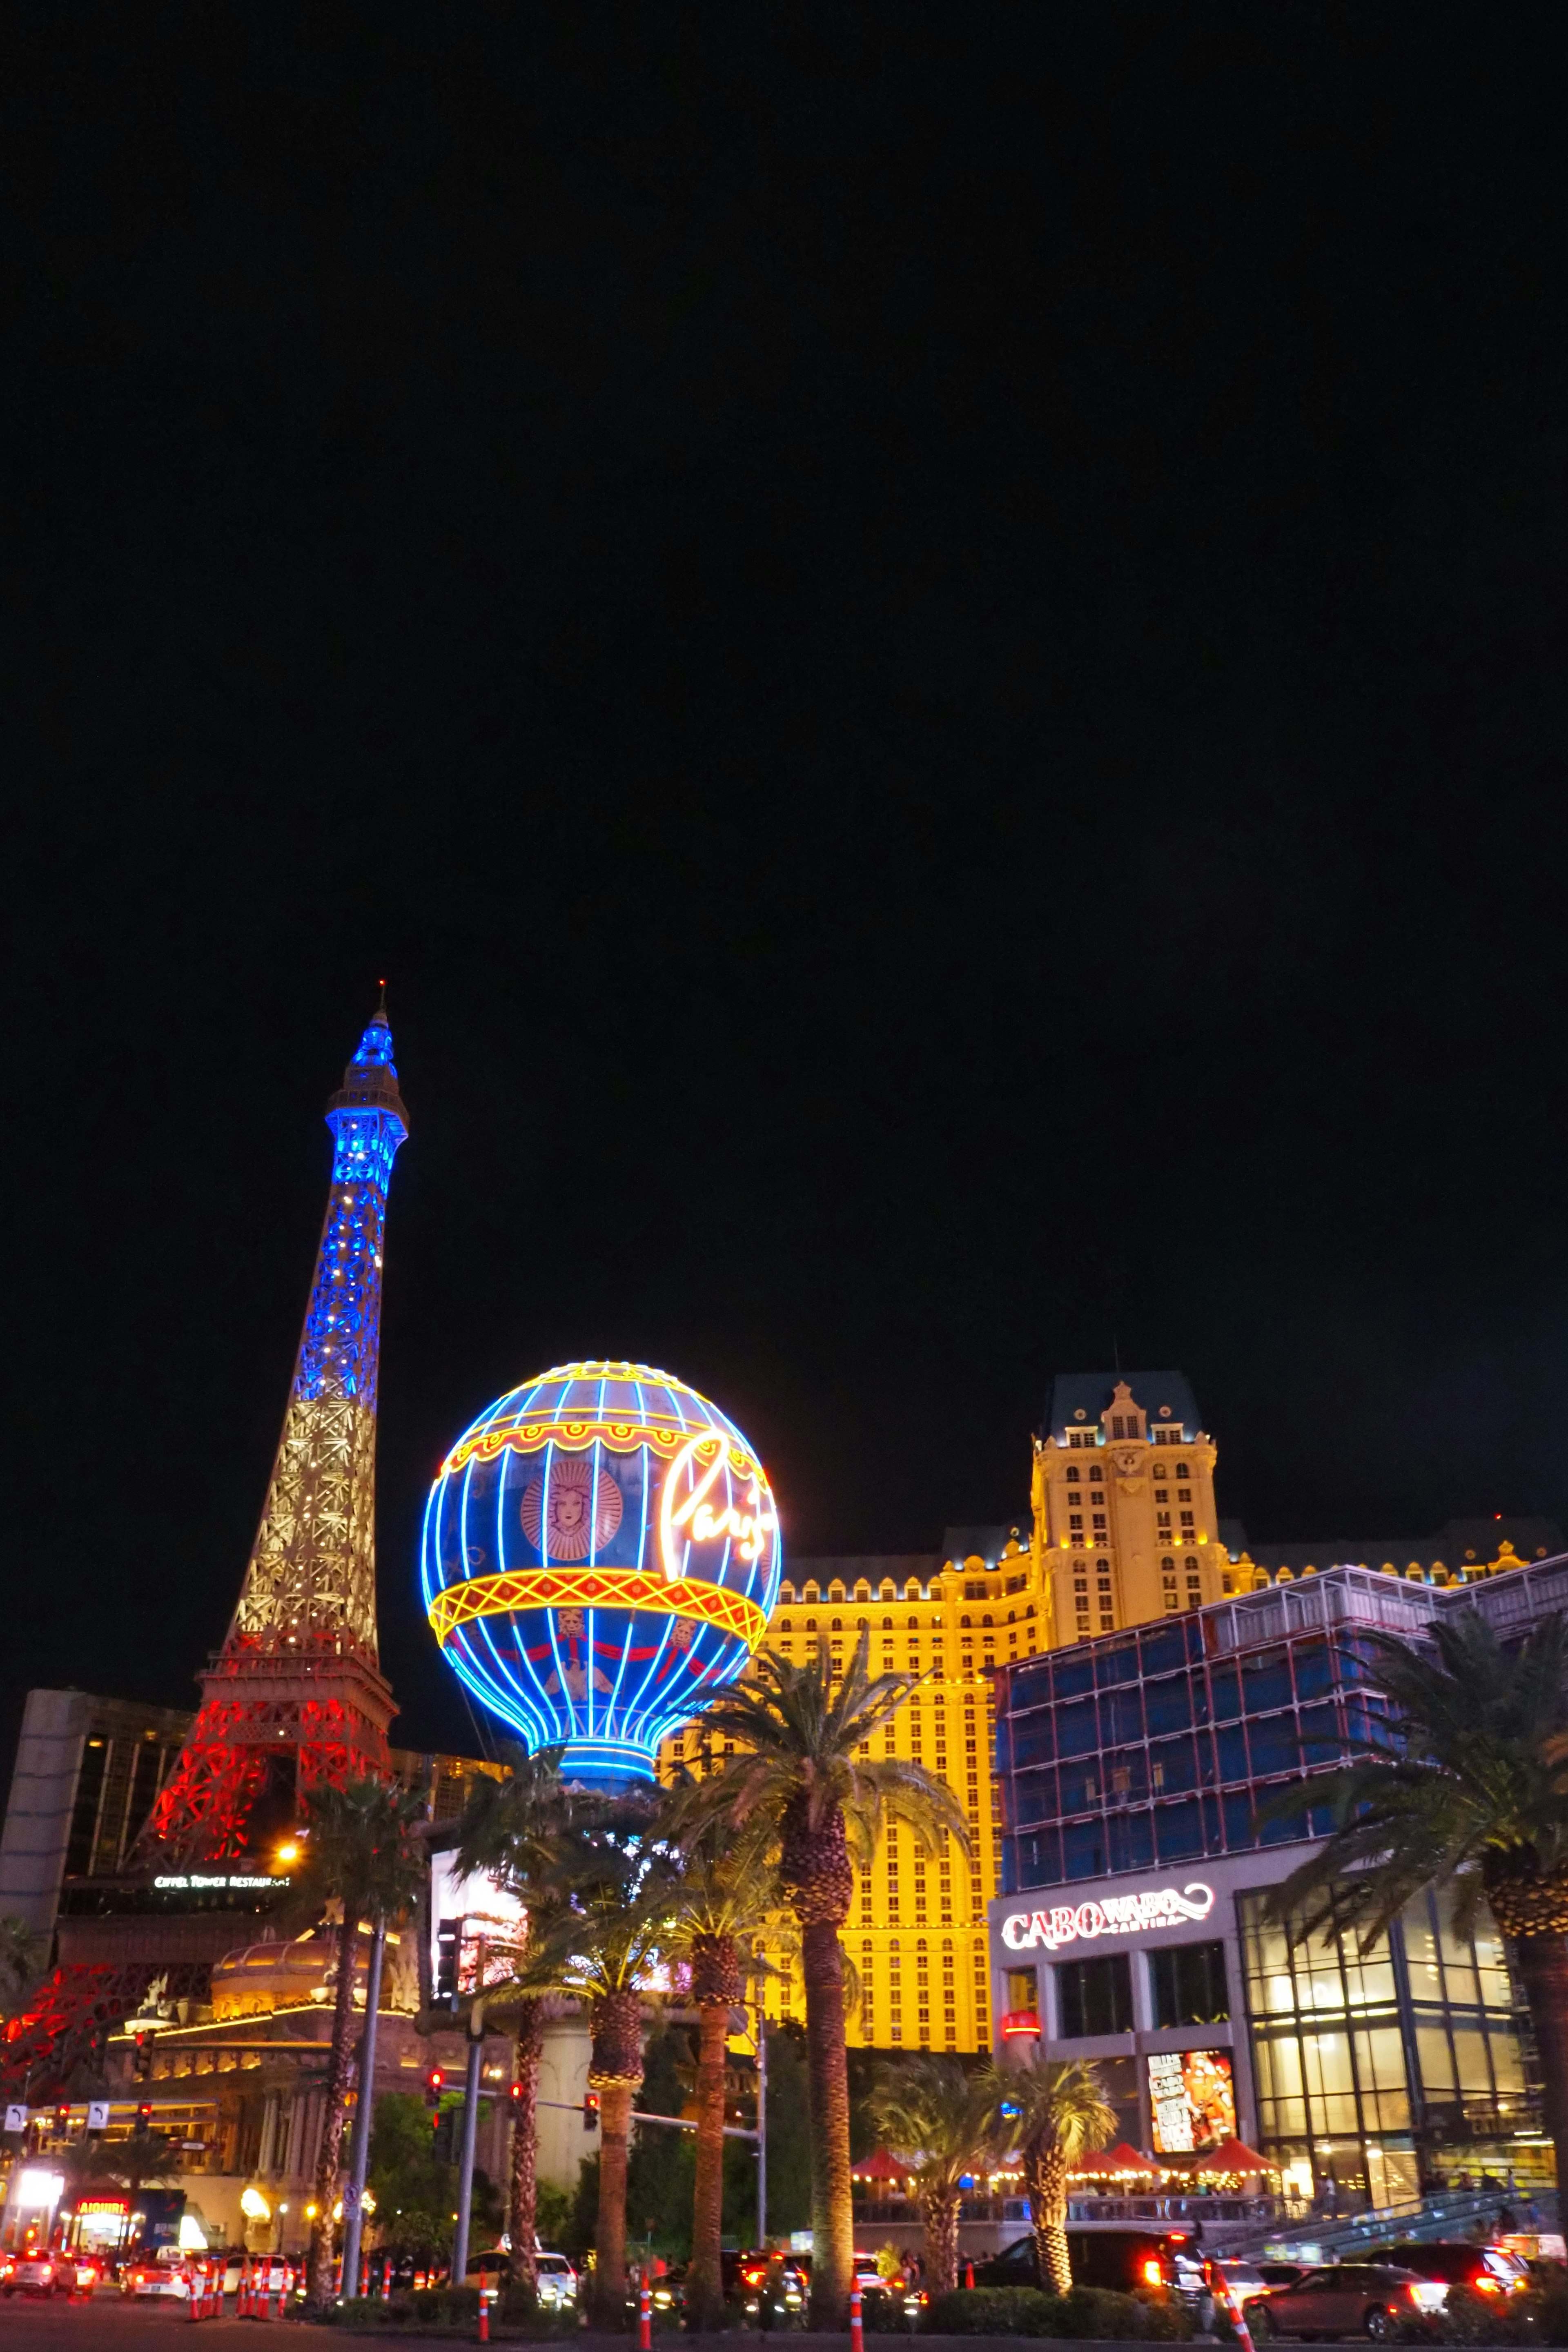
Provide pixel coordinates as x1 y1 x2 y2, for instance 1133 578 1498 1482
1408 2283 1448 2311
1474 2276 1502 2294
1142 2260 1164 2288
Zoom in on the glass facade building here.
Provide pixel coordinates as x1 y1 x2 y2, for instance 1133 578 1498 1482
988 1566 1558 2206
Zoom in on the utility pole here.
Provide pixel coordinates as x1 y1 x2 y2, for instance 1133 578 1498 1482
755 2006 768 2250
339 1921 386 2299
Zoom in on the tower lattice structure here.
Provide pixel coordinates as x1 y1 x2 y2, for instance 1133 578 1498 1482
147 1003 409 1860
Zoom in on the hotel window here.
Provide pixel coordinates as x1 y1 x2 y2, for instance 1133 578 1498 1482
1066 1467 1081 1483
1057 1952 1134 2038
1151 1938 1229 2027
1176 1463 1189 1478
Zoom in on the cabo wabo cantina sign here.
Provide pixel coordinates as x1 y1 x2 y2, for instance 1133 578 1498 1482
1002 1880 1215 1953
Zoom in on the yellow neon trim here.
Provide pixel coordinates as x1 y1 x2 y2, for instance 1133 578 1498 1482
442 1419 764 1482
428 1566 768 1651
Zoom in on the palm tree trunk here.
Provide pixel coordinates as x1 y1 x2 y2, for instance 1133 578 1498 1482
1511 1931 1568 2195
508 2000 543 2296
1023 2140 1070 2295
801 1918 854 2328
920 2186 962 2297
307 1909 359 2308
686 1998 731 2329
594 2082 635 2323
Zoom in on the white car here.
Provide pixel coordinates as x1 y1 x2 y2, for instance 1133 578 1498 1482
535 2252 577 2309
122 2246 194 2299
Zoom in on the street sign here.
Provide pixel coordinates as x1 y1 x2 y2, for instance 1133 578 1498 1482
87 2102 110 2132
3 2106 26 2133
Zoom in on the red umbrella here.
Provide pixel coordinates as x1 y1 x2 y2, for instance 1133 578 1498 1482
1104 2141 1158 2174
1187 2136 1272 2173
853 2148 909 2181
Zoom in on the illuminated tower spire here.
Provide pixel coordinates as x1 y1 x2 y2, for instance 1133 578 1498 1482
146 1004 410 1859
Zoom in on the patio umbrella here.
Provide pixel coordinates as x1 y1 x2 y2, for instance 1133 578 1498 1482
1187 2137 1272 2173
853 2149 909 2182
1103 2141 1158 2174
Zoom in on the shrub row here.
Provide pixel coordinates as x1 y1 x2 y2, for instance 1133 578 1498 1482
924 2284 1189 2338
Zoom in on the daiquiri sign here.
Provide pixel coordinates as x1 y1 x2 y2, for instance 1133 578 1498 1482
1001 1880 1215 1952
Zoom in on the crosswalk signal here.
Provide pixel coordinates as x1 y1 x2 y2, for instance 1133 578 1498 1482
582 2089 600 2131
136 2102 154 2129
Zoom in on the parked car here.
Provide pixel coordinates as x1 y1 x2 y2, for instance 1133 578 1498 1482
121 2245 194 2299
978 2229 1194 2296
464 2250 578 2309
1375 2242 1529 2301
1170 2254 1282 2312
1247 2263 1429 2339
5 2248 80 2297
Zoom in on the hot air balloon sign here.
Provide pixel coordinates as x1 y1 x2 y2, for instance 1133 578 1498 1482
421 1361 782 1786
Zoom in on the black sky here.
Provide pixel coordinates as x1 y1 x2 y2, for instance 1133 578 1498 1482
4 7 1568 1765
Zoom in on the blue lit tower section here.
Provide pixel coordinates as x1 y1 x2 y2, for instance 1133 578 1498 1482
422 1363 782 1788
147 1003 409 1858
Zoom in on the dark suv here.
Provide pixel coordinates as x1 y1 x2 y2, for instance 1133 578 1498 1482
1249 2263 1425 2340
977 2230 1194 2296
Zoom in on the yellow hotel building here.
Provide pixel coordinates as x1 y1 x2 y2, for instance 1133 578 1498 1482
656 1370 1238 2053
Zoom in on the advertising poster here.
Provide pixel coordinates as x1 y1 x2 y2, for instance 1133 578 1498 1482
1147 2047 1236 2154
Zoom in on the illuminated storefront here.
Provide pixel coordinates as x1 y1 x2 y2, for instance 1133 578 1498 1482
988 1563 1562 2204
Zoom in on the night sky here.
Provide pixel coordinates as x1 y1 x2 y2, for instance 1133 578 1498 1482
5 11 1568 1767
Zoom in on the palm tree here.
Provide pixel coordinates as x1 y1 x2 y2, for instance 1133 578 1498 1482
866 2055 1006 2295
1267 1608 1568 2195
663 1835 782 2328
450 1746 583 2296
682 1630 969 2326
290 1775 430 2311
564 1873 680 2325
987 2053 1114 2294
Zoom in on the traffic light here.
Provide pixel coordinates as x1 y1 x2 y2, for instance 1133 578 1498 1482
582 2089 600 2132
508 2082 523 2108
423 2067 445 2111
136 2102 153 2129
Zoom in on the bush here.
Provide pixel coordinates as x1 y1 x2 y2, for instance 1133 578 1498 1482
923 2283 1177 2337
927 2286 1064 2334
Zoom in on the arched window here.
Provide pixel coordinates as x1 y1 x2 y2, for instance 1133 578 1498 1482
779 1581 796 1602
880 1580 896 1599
1007 1610 1016 1624
1184 1557 1197 1572
1176 1463 1190 1479
830 1582 846 1602
855 1581 871 1600
1065 1466 1080 1483
982 1615 993 1627
905 1580 923 1600
906 1615 920 1629
882 1617 893 1630
1026 1603 1036 1619
831 1618 843 1632
857 1617 869 1631
960 1615 971 1629
806 1618 818 1632
1161 1555 1175 1570
805 1583 821 1601
1089 1466 1103 1483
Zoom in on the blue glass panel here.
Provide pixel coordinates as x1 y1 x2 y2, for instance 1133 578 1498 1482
1055 1699 1099 1758
1145 1675 1194 1736
1292 1639 1333 1701
1155 1800 1203 1861
1000 1836 1019 1896
1216 1725 1249 1784
1011 1713 1054 1765
1247 1715 1300 1777
1105 1684 1145 1745
1201 1794 1224 1850
1259 1782 1313 1845
1140 1625 1188 1678
1124 1809 1155 1870
1190 1674 1213 1724
1011 1663 1053 1713
1209 1662 1242 1722
1052 1655 1094 1699
1307 1801 1338 1837
1064 1819 1108 1880
1150 1733 1199 1793
1013 1768 1056 1825
1297 1702 1341 1760
1025 1827 1062 1887
1105 1745 1147 1800
1095 1640 1141 1687
1241 1648 1292 1714
1223 1790 1257 1849
1194 1730 1218 1784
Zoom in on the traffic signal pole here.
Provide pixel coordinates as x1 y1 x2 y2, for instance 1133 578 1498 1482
452 2007 486 2286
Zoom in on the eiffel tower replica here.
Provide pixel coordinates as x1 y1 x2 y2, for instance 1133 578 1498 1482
146 1000 409 1859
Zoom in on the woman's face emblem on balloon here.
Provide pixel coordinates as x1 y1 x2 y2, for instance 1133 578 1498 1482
519 1456 624 1562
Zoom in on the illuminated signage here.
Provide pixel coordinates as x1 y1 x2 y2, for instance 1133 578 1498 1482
658 1430 777 1581
1000 1880 1214 1952
153 1875 289 1891
1147 2048 1236 2155
77 2197 130 2217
